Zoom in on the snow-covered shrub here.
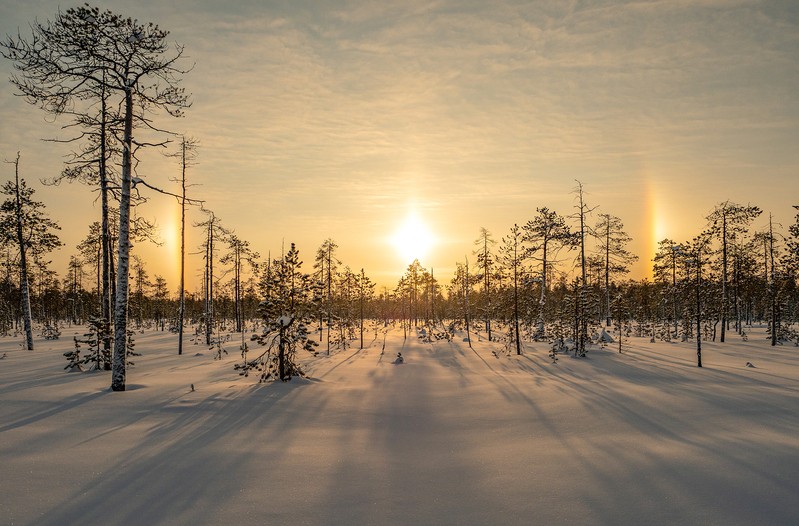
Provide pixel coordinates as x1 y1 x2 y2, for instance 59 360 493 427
235 244 318 382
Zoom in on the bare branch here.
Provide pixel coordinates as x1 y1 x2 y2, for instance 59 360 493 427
131 177 204 205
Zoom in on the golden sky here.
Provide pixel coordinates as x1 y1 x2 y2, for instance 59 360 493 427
2 0 798 292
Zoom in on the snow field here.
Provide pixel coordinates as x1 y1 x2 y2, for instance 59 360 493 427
1 326 798 525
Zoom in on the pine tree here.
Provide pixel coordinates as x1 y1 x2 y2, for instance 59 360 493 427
653 240 686 339
236 243 318 382
401 260 425 329
449 259 475 348
788 206 799 273
0 153 62 350
151 275 169 330
473 227 496 341
594 213 638 327
220 234 258 333
67 316 111 371
500 224 524 355
64 339 84 372
686 231 714 366
65 255 85 326
611 288 631 353
313 239 339 355
130 256 150 330
357 268 374 350
523 207 578 338
334 266 358 351
706 201 761 342
77 222 104 311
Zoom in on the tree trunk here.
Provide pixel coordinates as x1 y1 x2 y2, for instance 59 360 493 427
696 250 703 368
769 216 777 347
430 268 436 327
483 236 492 342
12 153 34 351
326 245 332 355
205 218 214 346
464 258 472 348
100 79 112 357
537 241 547 337
577 183 587 355
720 214 727 343
605 226 611 326
177 139 186 355
111 86 133 392
95 239 101 309
672 252 678 339
234 245 241 332
359 269 365 350
278 322 287 381
513 245 521 356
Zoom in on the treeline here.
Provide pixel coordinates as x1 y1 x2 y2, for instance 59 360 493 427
387 197 799 363
3 197 798 350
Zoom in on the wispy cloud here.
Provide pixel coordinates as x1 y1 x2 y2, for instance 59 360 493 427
2 0 797 283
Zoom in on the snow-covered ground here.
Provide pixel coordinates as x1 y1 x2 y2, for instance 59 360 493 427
1 325 798 525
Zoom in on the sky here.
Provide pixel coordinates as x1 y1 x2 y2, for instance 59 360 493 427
1 0 798 293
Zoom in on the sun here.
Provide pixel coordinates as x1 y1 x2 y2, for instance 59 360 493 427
392 212 435 264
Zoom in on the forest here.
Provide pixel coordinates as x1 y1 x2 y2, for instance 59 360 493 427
1 5 798 389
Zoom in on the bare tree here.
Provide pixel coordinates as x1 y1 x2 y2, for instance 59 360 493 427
2 5 191 391
571 181 596 356
4 9 121 349
171 136 199 355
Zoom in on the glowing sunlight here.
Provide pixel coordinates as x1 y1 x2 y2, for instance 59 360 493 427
391 211 435 264
158 211 181 284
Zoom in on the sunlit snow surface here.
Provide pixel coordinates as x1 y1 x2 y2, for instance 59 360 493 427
1 326 798 525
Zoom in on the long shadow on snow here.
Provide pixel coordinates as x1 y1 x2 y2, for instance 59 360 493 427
458 340 799 525
529 348 799 523
33 381 316 526
0 388 108 434
329 334 501 525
